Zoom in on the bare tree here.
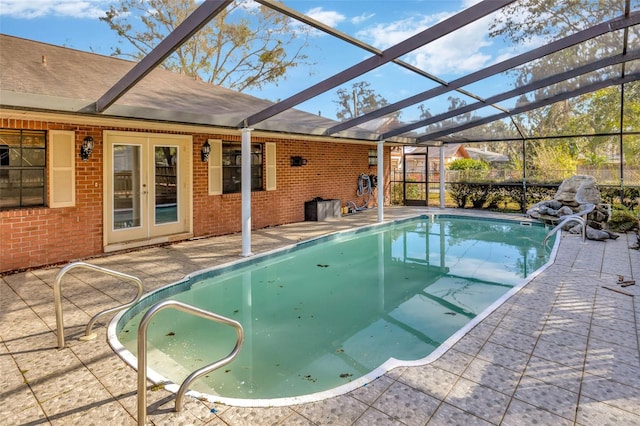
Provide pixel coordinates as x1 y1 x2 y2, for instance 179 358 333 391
101 0 313 92
334 81 398 122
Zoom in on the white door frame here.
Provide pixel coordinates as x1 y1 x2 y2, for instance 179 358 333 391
103 130 193 251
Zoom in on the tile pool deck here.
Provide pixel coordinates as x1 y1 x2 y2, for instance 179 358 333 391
1 207 639 425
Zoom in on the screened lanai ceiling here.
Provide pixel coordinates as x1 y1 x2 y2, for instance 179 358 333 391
96 0 640 146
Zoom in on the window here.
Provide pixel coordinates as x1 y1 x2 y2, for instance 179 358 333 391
0 129 46 209
368 148 378 166
222 143 263 193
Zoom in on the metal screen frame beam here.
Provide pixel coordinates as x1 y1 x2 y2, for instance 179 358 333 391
239 0 515 128
95 0 233 113
254 0 495 109
325 11 640 136
383 50 640 139
415 72 640 143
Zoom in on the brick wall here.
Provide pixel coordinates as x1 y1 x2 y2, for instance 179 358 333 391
1 119 389 273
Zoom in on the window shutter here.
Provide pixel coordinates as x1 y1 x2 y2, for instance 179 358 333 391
208 139 222 195
49 130 75 208
265 142 276 191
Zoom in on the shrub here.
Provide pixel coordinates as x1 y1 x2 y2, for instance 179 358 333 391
448 158 489 171
608 203 639 232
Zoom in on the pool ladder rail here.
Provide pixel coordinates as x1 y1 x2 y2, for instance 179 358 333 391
137 300 244 425
53 261 244 426
54 261 144 349
543 203 595 246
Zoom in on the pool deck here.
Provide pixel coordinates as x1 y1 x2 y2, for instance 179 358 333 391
2 207 639 425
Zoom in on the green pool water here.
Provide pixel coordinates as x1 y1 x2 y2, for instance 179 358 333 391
114 215 553 404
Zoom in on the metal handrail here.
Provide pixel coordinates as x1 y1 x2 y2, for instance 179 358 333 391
137 300 244 426
542 203 595 246
543 214 586 246
54 261 144 349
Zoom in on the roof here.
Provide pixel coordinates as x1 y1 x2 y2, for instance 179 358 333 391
465 147 510 163
394 144 468 159
0 34 399 142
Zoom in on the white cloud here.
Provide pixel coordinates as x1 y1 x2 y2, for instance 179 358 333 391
356 13 448 50
411 18 495 75
351 12 375 25
461 0 483 8
0 0 108 19
237 0 260 13
305 7 346 28
356 10 498 76
492 33 545 65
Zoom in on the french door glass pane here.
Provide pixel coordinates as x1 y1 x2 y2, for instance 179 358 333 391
154 146 178 224
113 145 141 229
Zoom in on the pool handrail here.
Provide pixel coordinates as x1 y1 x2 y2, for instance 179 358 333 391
542 202 595 246
137 300 244 426
543 214 586 246
54 261 144 349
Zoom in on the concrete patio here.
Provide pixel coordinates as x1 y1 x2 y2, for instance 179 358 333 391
1 207 639 425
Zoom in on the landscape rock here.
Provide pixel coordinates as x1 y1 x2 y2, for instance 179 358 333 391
527 175 617 241
569 225 619 241
554 175 601 206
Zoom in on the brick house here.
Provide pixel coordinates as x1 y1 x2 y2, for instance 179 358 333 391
0 35 390 273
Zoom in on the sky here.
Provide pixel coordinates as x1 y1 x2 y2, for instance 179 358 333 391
0 0 528 122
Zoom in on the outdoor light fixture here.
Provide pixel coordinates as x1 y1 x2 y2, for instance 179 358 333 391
201 140 211 162
80 136 94 161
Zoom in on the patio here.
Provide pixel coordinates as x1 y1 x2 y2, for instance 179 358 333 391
1 207 639 425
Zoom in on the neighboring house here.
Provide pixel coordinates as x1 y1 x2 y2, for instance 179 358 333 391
391 144 469 180
0 35 389 273
465 147 510 166
391 144 509 180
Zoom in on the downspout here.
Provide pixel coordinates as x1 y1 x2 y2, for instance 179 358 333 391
241 127 253 256
377 140 384 222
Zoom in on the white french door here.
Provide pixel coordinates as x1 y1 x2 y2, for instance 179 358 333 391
103 131 192 247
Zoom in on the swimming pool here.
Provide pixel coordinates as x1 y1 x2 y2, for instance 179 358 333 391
109 214 556 407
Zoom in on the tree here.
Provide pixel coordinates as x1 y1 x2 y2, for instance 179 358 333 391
100 0 313 92
415 96 466 134
489 0 639 131
489 0 632 46
575 84 640 167
334 81 396 121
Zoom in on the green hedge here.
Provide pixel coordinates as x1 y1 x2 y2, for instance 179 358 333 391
446 182 640 211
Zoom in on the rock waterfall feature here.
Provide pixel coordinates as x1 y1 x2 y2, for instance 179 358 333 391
526 175 618 241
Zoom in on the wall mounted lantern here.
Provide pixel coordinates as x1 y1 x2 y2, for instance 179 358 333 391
201 140 211 162
80 136 94 161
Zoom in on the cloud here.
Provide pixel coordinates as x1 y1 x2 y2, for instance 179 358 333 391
461 0 483 7
356 10 498 76
0 0 108 19
305 7 346 28
356 13 448 50
351 12 375 25
492 34 545 65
